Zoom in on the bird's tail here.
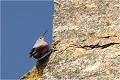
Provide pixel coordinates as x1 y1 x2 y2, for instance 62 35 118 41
29 55 32 58
29 48 35 58
29 52 36 58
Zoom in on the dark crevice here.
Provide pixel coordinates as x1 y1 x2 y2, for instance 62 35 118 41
99 35 117 38
81 43 120 49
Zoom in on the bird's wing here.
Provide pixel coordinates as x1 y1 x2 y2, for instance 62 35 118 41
38 49 52 60
29 48 36 58
29 46 45 58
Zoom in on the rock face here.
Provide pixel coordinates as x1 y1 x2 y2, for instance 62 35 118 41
40 0 120 80
21 0 120 80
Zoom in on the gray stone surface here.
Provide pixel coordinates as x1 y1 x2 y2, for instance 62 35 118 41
20 0 120 79
39 0 120 80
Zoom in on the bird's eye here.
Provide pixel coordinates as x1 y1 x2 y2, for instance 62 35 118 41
40 38 41 39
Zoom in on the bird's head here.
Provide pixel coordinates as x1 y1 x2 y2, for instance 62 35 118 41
36 29 48 43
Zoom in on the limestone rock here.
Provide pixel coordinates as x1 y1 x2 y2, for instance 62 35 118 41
21 0 120 80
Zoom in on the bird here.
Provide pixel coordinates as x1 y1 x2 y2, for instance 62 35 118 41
29 29 51 61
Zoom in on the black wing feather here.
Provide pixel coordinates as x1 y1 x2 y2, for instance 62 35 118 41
29 48 35 58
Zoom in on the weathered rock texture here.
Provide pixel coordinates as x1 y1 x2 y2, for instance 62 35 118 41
21 0 120 80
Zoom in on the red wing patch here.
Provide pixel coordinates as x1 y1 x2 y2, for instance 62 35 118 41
45 43 49 47
37 44 48 51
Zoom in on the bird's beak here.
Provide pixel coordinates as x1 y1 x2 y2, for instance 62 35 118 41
43 28 48 37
